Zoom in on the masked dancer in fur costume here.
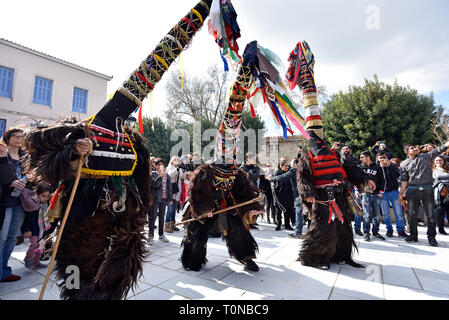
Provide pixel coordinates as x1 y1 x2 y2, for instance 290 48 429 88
180 42 265 272
285 41 375 270
24 0 213 300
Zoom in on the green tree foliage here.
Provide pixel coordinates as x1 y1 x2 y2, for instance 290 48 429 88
322 75 437 159
140 116 174 164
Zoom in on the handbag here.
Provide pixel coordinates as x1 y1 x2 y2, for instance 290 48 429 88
441 185 449 198
20 188 41 212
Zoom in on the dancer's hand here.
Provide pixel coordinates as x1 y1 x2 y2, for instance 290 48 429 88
206 211 214 218
248 210 263 221
75 138 91 156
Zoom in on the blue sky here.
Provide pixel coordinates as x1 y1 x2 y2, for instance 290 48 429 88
1 0 448 136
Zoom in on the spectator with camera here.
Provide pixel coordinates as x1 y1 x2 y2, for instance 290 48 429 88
378 151 408 238
270 158 304 238
371 141 394 160
356 151 385 241
272 159 295 231
399 142 449 246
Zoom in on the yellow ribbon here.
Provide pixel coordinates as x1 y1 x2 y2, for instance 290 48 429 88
191 8 203 25
153 53 169 71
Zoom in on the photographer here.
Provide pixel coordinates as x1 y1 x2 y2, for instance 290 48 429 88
356 151 385 242
378 151 408 238
371 141 394 160
399 142 449 246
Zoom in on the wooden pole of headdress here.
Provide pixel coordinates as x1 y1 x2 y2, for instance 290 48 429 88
175 194 262 226
39 157 84 300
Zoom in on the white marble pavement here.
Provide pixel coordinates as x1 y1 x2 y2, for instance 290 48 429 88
2 215 449 300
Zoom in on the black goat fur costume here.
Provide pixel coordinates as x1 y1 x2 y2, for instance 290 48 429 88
180 164 262 271
24 119 152 300
297 152 368 269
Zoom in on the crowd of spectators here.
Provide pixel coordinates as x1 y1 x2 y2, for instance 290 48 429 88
2 122 449 285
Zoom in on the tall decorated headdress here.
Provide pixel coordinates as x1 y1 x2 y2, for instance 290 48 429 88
286 41 322 139
214 40 309 164
208 0 241 71
286 41 347 194
84 0 212 177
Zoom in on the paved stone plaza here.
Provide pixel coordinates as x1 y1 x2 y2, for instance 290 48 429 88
2 216 449 300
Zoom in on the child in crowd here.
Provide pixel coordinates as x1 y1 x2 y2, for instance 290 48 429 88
21 184 52 269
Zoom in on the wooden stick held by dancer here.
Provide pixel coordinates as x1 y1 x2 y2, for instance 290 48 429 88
175 195 262 226
39 141 89 300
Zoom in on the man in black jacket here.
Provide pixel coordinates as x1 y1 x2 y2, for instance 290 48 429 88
271 159 295 231
356 151 385 242
148 159 172 244
270 159 304 238
377 151 408 238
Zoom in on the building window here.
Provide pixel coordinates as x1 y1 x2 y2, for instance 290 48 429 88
269 143 279 152
0 119 6 137
72 87 88 113
0 66 14 99
33 76 53 106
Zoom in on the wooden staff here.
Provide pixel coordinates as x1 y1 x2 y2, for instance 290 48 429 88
39 157 84 300
175 195 262 226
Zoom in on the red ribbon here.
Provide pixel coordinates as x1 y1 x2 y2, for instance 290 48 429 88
138 102 144 133
328 200 344 224
182 17 197 33
91 136 132 147
49 184 66 210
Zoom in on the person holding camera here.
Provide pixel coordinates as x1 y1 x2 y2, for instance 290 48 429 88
377 151 408 238
356 151 385 242
371 141 394 160
399 142 449 246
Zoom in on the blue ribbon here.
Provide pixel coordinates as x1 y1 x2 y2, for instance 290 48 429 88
270 99 288 139
220 49 229 72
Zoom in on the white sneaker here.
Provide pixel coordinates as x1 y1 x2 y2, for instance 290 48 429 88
159 234 169 242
